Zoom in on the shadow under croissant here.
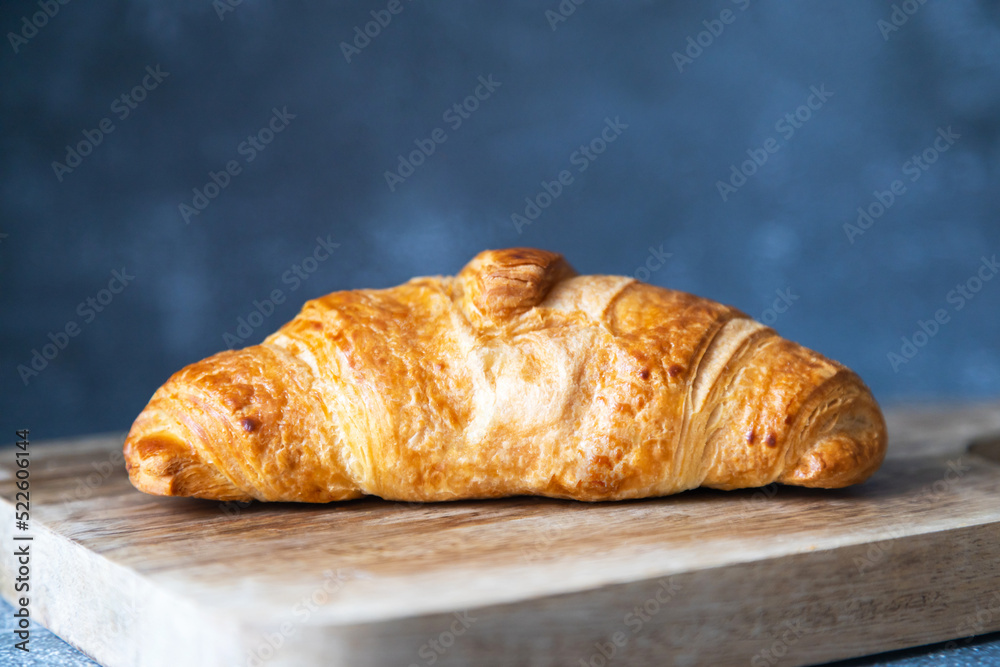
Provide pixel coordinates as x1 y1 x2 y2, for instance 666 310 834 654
161 452 978 518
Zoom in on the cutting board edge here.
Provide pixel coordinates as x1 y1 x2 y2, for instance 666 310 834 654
0 509 254 667
198 520 1000 667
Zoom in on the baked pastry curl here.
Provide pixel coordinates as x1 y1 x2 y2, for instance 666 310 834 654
124 248 887 502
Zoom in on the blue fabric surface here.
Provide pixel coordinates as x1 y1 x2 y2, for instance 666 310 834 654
0 598 98 666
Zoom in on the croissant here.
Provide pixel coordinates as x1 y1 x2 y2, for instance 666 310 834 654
124 248 887 503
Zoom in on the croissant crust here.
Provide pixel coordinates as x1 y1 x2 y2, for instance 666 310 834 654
124 248 887 502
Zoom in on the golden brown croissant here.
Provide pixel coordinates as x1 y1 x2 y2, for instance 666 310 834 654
124 248 887 503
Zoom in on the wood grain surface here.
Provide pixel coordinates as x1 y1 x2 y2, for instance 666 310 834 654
2 402 1000 667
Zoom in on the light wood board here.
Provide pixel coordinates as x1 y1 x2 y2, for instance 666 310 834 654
2 402 1000 666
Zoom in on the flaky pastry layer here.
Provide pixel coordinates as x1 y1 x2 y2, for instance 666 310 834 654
124 248 887 502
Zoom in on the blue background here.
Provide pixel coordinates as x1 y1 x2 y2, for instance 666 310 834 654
2 0 999 440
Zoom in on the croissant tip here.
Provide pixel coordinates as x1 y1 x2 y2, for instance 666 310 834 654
123 430 186 496
124 429 252 502
782 408 888 489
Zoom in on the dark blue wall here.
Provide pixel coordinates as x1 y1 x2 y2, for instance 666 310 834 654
2 1 999 440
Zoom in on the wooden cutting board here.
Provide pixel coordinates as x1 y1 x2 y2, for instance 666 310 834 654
2 402 1000 667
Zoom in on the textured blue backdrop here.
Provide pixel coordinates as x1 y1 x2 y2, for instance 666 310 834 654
2 1 999 440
